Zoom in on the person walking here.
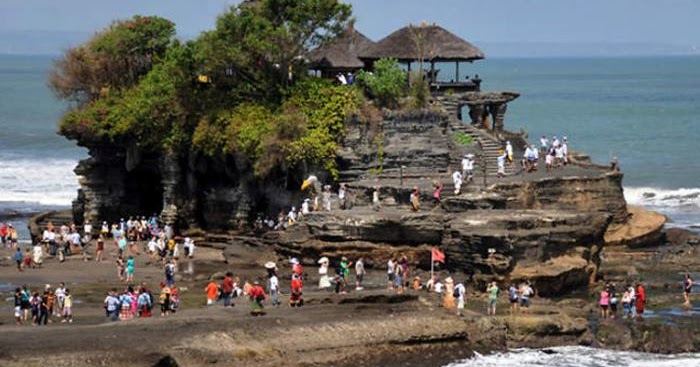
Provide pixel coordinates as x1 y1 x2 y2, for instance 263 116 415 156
62 289 73 323
125 256 135 283
205 279 219 306
268 272 280 307
355 257 366 291
635 282 646 318
222 272 235 307
387 258 396 291
289 274 303 307
443 277 456 310
455 281 466 316
248 280 266 316
486 281 499 315
599 286 611 319
14 247 23 272
508 283 519 315
683 273 693 307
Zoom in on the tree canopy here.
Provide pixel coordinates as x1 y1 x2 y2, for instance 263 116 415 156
52 0 369 179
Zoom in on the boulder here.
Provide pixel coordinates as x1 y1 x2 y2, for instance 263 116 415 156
604 205 666 248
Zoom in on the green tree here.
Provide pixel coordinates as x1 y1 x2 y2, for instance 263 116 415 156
49 15 176 105
195 0 352 105
356 58 406 108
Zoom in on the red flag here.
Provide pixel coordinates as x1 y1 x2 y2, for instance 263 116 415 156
431 247 445 263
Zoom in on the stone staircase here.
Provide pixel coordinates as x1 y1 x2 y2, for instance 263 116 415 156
28 210 74 241
448 118 517 183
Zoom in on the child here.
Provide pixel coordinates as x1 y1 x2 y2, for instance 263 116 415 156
62 289 73 323
23 249 32 269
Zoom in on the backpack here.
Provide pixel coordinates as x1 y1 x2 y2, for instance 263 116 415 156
453 286 461 298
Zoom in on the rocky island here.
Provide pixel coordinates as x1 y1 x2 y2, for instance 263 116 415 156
3 1 698 366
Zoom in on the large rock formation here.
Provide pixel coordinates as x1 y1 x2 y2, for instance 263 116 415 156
69 94 636 296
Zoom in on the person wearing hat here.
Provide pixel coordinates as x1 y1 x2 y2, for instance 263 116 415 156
290 258 303 278
505 141 513 166
248 280 266 316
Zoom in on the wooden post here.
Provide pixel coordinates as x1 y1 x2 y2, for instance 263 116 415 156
430 60 435 83
455 61 459 83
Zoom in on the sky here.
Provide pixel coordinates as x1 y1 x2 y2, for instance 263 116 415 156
0 0 698 56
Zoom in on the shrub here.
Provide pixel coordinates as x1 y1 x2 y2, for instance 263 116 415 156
356 58 406 108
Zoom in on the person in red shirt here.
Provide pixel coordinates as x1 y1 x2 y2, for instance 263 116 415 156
222 272 234 307
289 274 304 307
0 223 8 247
247 280 266 316
635 282 646 318
290 258 303 278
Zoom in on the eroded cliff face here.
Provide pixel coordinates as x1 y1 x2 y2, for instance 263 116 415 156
71 107 631 295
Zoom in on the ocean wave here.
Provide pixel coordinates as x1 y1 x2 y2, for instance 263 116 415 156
0 158 79 206
624 187 700 209
445 346 700 367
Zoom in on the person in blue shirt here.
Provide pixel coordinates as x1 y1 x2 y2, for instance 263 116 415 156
14 247 23 271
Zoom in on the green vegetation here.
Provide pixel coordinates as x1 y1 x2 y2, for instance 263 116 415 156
52 1 362 178
356 58 406 108
454 132 474 146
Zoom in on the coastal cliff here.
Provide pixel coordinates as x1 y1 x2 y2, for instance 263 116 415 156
68 107 640 296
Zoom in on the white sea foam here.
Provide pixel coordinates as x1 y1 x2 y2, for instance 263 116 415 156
0 158 79 207
445 346 700 367
624 187 700 209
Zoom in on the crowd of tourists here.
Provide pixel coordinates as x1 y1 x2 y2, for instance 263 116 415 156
495 135 571 177
13 283 72 325
598 282 646 320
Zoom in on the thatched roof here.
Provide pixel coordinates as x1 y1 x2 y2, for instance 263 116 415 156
308 28 374 69
359 24 484 62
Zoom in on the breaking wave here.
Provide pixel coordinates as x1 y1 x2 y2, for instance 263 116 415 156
0 157 79 207
445 346 700 367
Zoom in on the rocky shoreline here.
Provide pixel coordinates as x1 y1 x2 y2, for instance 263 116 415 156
17 69 699 367
2 220 699 367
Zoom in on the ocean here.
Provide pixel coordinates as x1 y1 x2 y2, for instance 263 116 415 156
0 54 699 365
1 55 699 236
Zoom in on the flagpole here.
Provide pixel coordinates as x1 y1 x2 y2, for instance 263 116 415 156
430 249 434 285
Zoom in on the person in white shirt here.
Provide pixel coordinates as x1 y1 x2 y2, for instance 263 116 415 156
505 141 514 165
337 73 347 85
287 208 297 225
83 220 93 242
497 151 507 177
301 199 310 215
552 136 560 149
452 170 463 195
539 135 549 153
322 185 332 212
561 137 569 164
461 155 474 183
338 184 347 210
455 282 466 316
268 274 280 306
